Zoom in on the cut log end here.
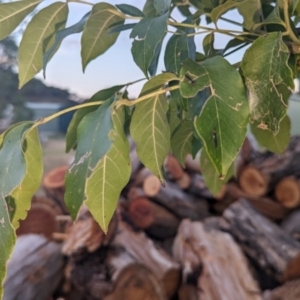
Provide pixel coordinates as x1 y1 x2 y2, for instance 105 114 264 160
239 166 269 196
164 156 183 180
143 175 161 196
175 172 191 190
43 165 69 189
275 177 300 208
128 197 154 229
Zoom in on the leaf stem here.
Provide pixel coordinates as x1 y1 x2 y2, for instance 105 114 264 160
219 16 243 27
115 85 180 109
32 101 104 128
282 0 300 45
31 81 179 128
168 21 261 37
223 42 248 57
67 0 94 6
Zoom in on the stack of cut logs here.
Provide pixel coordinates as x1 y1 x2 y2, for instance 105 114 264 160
7 136 300 300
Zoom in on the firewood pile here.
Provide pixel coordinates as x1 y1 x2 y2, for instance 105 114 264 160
6 136 300 300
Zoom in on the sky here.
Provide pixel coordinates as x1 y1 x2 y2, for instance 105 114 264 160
29 1 244 99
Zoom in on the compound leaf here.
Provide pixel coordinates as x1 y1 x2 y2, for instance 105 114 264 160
130 12 168 77
200 147 234 196
18 2 68 87
0 0 40 41
180 58 249 176
240 32 294 133
164 22 196 75
211 0 261 30
171 120 193 167
154 0 171 15
66 85 124 152
81 2 124 71
130 73 177 181
44 12 90 77
10 127 43 228
64 100 113 219
85 107 131 232
250 115 291 154
116 4 144 17
0 123 34 297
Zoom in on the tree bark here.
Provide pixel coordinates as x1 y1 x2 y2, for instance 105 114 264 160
221 199 300 281
151 181 210 220
4 234 64 300
173 219 262 300
112 219 181 298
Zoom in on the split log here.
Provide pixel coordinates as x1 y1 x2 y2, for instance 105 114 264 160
107 247 165 300
226 182 290 221
151 181 210 220
63 206 117 256
221 199 300 282
164 155 183 180
281 209 300 240
172 219 262 300
112 219 181 298
275 176 300 208
263 278 300 300
4 234 64 300
128 197 180 239
67 246 113 299
178 284 198 300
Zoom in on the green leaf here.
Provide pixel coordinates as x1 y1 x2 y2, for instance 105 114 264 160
191 135 203 158
18 2 68 88
66 85 124 152
108 22 137 34
143 0 158 16
43 12 90 77
211 0 261 30
185 90 208 121
0 122 34 297
116 4 144 17
130 13 168 77
65 100 114 219
10 127 43 228
164 22 196 75
168 96 181 136
171 120 193 167
0 0 40 41
223 36 249 54
250 115 291 154
81 2 125 71
85 107 131 232
200 147 234 196
130 73 177 181
240 32 294 133
154 0 171 14
180 58 249 176
253 4 286 30
203 32 216 57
